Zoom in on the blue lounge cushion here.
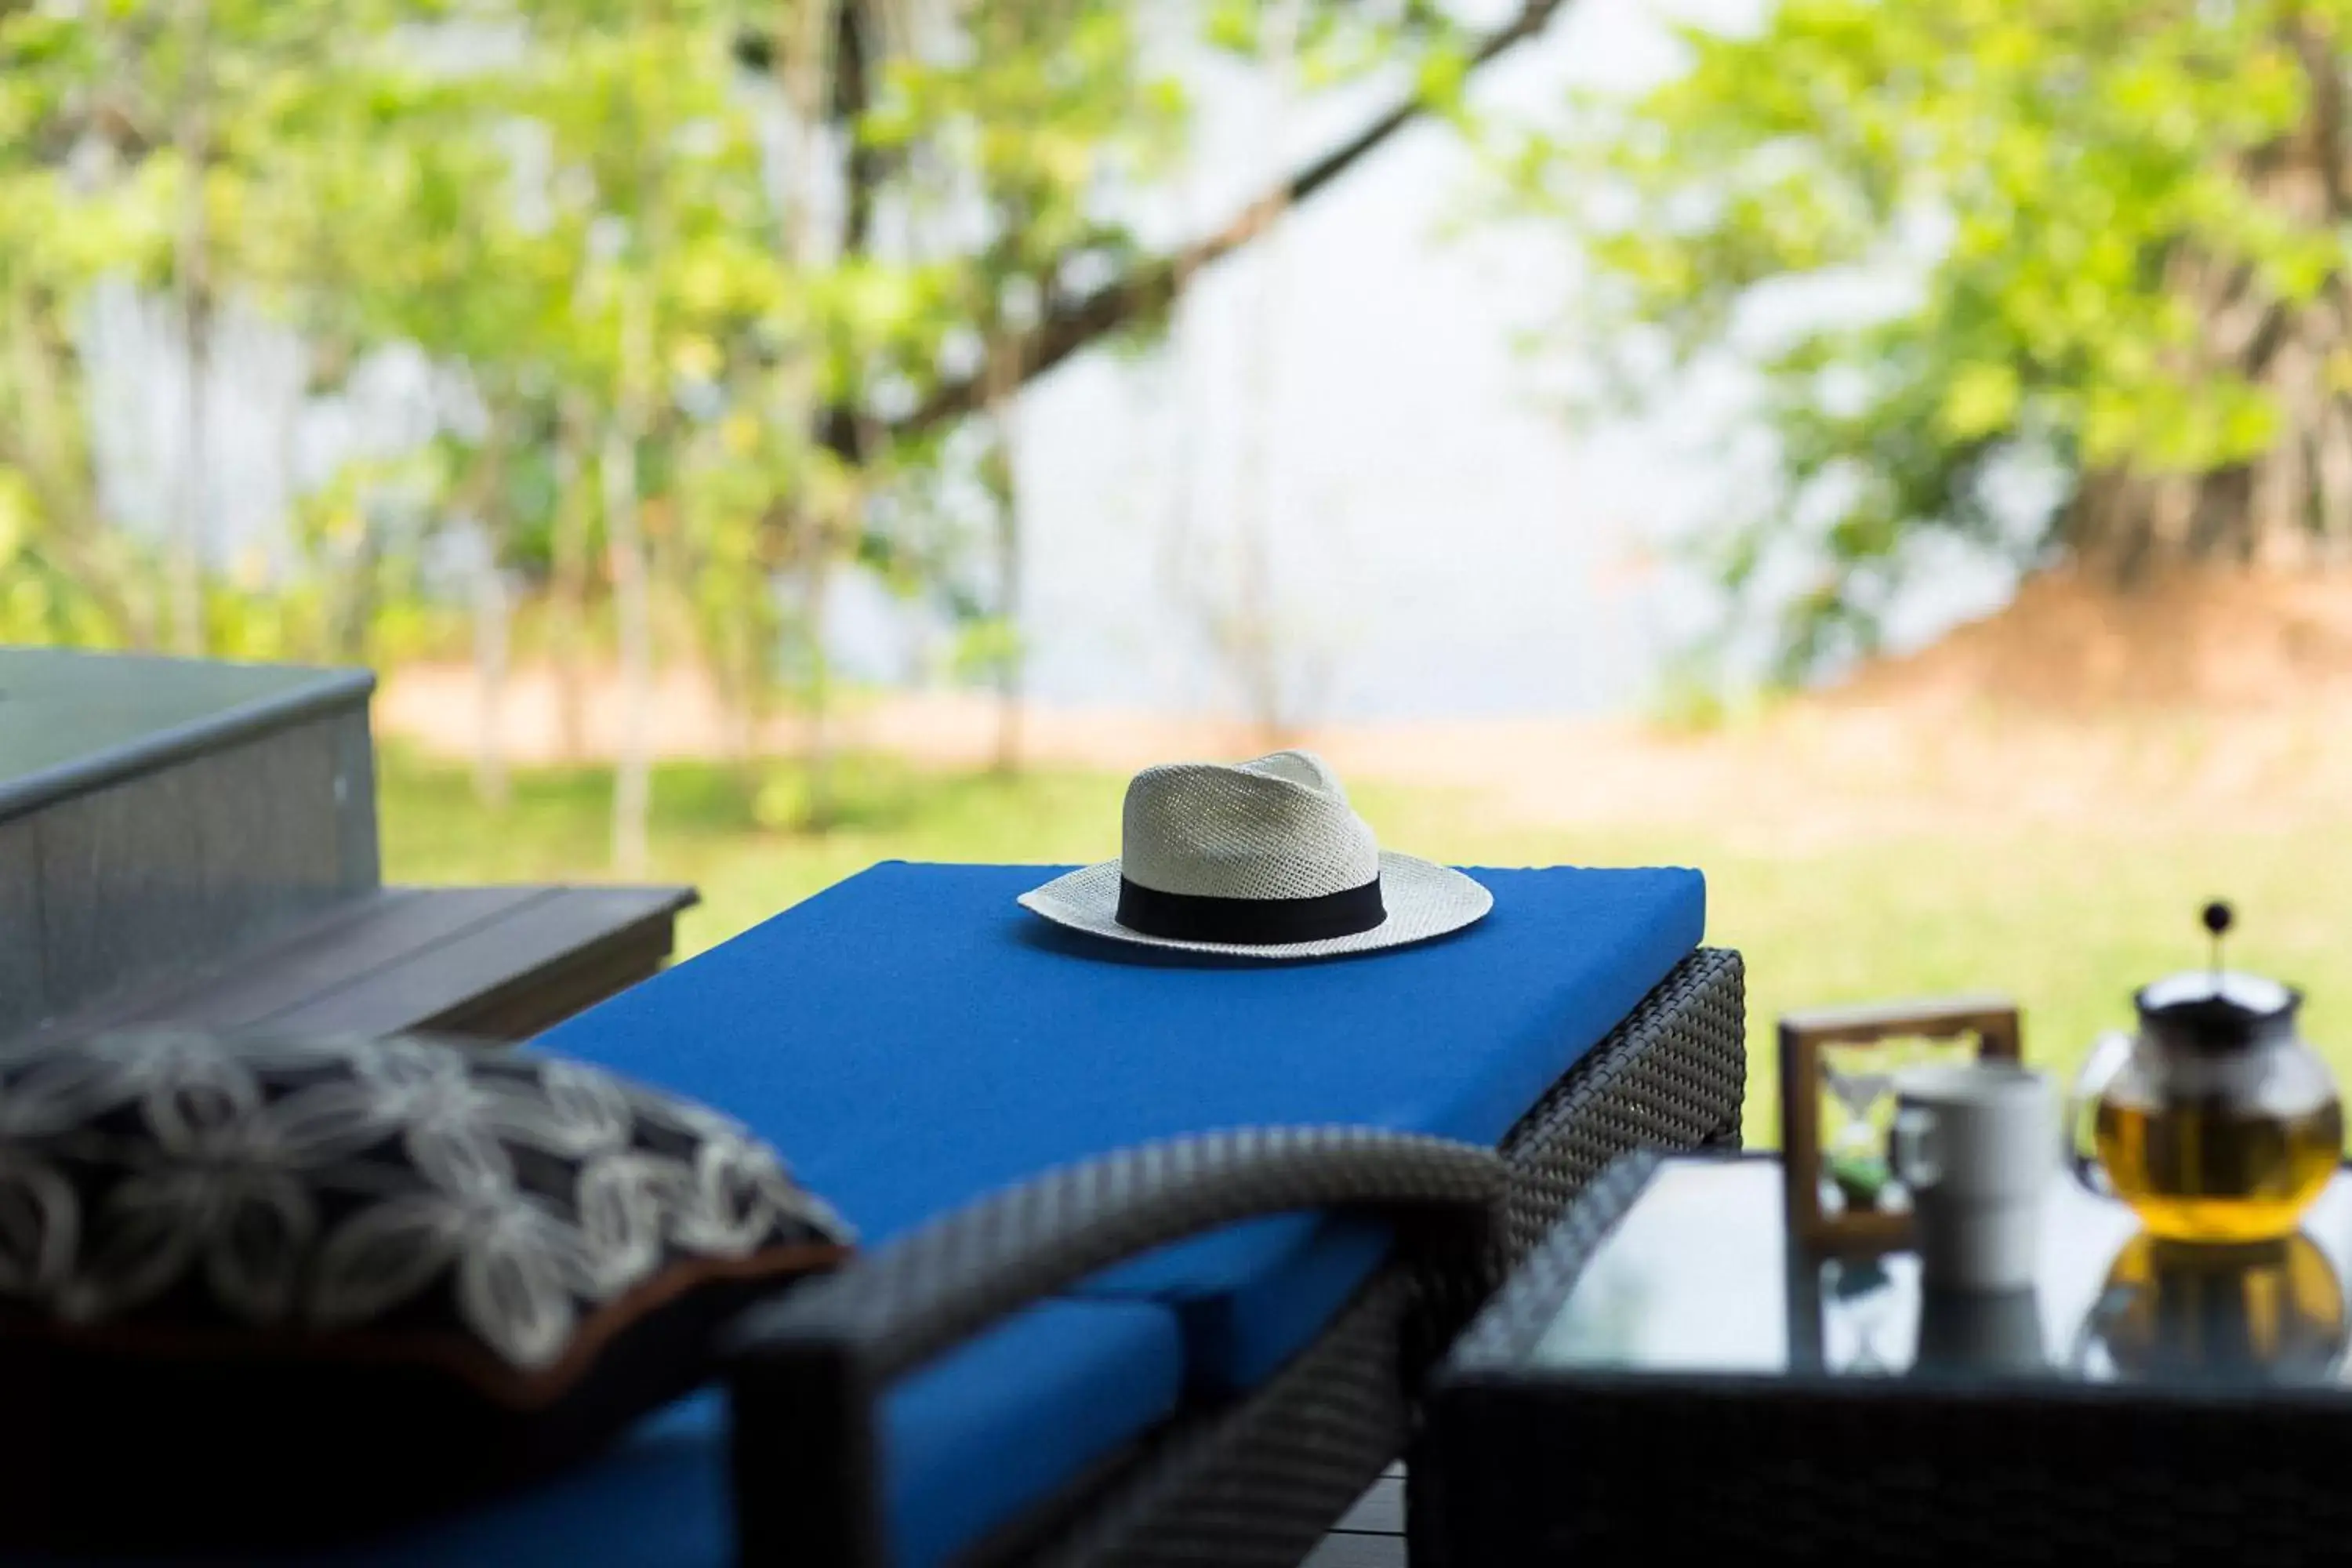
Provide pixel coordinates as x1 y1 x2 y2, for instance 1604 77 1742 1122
323 859 1701 1565
539 862 1702 1389
881 1297 1183 1566
337 1297 1185 1568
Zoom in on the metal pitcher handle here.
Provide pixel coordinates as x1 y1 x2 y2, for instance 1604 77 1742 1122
2069 1029 2133 1198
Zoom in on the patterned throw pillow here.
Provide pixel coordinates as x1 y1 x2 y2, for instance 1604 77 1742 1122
0 1030 853 1552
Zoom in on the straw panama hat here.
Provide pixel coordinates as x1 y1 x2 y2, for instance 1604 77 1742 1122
1018 750 1493 959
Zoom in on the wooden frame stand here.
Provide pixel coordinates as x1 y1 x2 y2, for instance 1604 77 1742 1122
1778 995 2022 1254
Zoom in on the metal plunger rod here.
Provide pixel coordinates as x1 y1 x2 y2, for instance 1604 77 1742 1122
2203 899 2234 979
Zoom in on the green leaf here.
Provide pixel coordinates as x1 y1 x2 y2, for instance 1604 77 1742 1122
1498 0 2352 676
1939 361 2020 441
1203 0 1258 54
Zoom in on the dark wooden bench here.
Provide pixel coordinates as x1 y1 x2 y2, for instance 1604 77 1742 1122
2 648 697 1047
20 884 697 1045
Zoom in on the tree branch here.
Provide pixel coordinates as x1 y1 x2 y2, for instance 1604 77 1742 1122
865 0 1572 449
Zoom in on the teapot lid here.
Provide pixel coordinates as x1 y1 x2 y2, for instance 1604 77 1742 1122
2134 903 2300 1049
2136 968 2298 1024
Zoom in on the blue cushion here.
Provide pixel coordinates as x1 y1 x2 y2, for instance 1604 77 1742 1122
882 1298 1182 1566
539 862 1704 1391
326 860 1698 1566
338 1392 729 1568
333 1298 1184 1568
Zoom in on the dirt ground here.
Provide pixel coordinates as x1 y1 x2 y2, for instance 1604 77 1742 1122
376 564 2352 848
1833 563 2352 715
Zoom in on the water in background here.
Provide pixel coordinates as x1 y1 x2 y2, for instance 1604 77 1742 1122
76 0 2013 724
835 0 1740 722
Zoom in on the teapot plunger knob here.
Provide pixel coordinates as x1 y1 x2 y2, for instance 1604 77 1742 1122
2203 900 2234 977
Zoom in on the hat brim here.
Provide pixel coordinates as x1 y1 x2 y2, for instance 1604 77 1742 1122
1016 851 1493 960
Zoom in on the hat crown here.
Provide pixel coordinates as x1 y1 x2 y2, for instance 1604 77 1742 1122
1120 750 1380 900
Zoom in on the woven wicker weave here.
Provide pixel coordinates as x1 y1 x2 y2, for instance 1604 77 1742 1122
729 946 1747 1566
1423 1145 2352 1567
1418 1146 2352 1566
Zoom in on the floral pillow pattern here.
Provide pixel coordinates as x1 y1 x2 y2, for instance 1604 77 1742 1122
0 1030 851 1397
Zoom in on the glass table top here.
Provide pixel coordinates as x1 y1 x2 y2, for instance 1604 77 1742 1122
1528 1156 2352 1391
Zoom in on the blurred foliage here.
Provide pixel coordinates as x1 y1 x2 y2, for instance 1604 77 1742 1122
0 0 1500 655
1500 0 2352 677
0 0 1515 821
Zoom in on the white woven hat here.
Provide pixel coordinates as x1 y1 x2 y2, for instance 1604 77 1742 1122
1018 750 1492 959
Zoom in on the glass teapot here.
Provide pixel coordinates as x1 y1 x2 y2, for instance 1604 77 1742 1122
2071 905 2343 1244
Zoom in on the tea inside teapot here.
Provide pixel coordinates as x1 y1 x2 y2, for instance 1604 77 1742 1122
2093 1075 2339 1243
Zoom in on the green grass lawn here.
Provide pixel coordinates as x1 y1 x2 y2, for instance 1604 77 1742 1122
381 745 2352 1145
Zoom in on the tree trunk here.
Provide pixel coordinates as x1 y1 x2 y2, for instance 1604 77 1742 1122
606 282 656 877
278 354 321 655
798 550 834 830
332 522 377 664
982 334 1025 774
772 0 843 832
169 0 212 656
471 540 511 809
2063 17 2352 579
552 390 593 761
724 637 760 771
468 421 513 810
1159 148 1207 632
2066 285 2352 579
1225 0 1304 741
